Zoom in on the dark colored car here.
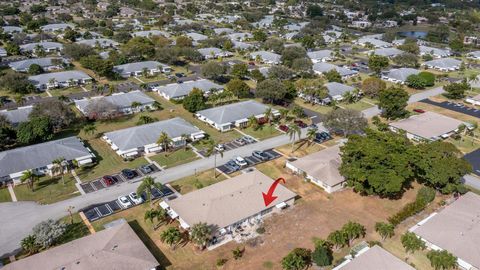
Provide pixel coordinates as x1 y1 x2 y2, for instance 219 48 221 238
102 175 117 186
294 120 307 128
413 108 425 113
121 169 137 179
279 125 289 132
175 73 185 78
226 160 240 171
252 150 269 161
139 164 153 174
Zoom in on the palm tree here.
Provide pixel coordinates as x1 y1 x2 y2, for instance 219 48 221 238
152 101 162 110
247 115 259 130
306 128 317 146
83 124 97 137
21 170 39 191
180 134 189 151
137 115 155 125
342 221 366 246
264 107 273 124
144 208 167 230
157 132 172 152
279 108 289 121
205 139 223 178
131 101 142 112
21 235 39 255
286 124 301 153
160 227 182 249
375 222 395 240
327 230 347 250
190 222 212 250
52 157 68 185
137 176 163 206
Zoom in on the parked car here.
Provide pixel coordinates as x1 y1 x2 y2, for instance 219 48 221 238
279 125 289 132
314 132 332 143
294 120 307 128
215 144 225 152
234 156 248 167
128 192 144 205
139 164 153 174
252 150 269 161
248 61 255 66
243 136 256 144
226 160 240 171
234 138 246 146
118 196 132 208
121 169 137 179
413 108 425 113
175 73 184 78
308 124 318 130
103 175 117 186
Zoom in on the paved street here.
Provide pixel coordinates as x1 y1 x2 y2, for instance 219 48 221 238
0 86 446 257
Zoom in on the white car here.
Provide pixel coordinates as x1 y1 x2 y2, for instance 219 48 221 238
215 144 225 152
128 192 144 205
234 156 248 167
118 196 132 208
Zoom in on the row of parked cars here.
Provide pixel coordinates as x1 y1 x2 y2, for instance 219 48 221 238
224 150 271 172
101 165 154 187
279 120 313 132
118 192 144 208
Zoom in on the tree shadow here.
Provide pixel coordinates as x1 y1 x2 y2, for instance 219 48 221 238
129 220 171 270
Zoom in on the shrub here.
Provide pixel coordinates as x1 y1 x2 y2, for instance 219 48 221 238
216 258 227 267
232 246 244 260
418 72 435 86
312 245 333 267
388 187 436 226
417 186 436 205
256 227 266 234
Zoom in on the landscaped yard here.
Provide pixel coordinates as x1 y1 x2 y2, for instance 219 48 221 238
169 169 227 195
446 136 480 154
0 188 12 202
239 125 282 140
149 148 200 169
14 175 80 205
76 138 148 182
48 86 86 97
341 100 374 111
294 99 334 115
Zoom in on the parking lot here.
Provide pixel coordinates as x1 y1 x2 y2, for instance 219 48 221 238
217 149 282 175
420 99 480 119
82 186 174 222
79 163 160 194
198 136 257 157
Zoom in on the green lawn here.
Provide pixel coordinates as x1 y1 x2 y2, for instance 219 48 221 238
149 148 200 168
240 125 282 140
14 175 80 205
48 86 86 97
342 100 374 111
75 138 148 182
0 188 12 202
446 136 480 154
169 169 227 195
57 213 91 245
294 99 334 115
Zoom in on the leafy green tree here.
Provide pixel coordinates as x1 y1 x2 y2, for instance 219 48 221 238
157 132 172 152
281 46 307 68
378 86 409 119
20 170 39 191
268 65 294 80
342 221 366 246
31 99 76 132
361 77 386 98
306 4 323 18
0 72 36 94
62 43 95 60
160 227 182 249
312 245 333 267
144 208 167 230
0 115 17 150
375 222 395 240
287 124 301 153
28 64 43 75
323 69 342 83
226 78 250 98
230 63 249 78
323 108 367 137
427 250 457 270
301 35 315 49
327 230 347 250
201 61 226 81
392 53 419 68
339 129 415 197
291 58 313 73
17 117 53 144
250 69 265 82
5 42 20 55
190 222 211 250
264 38 284 54
252 30 267 42
21 235 39 255
406 74 427 89
398 42 420 54
415 141 472 194
418 72 435 87
137 115 157 125
182 88 207 112
368 54 389 74
401 232 426 254
32 219 66 248
281 248 312 270
444 80 470 99
232 246 244 260
122 37 155 61
137 176 163 206
176 36 193 47
255 79 287 104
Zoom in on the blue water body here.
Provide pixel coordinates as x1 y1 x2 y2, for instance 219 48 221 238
397 31 428 39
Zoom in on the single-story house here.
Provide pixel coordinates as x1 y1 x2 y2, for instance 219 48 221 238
227 32 253 42
198 47 232 59
371 47 404 58
252 15 274 28
162 170 296 247
423 58 462 72
389 111 465 141
325 82 355 101
465 93 480 106
350 20 372 29
307 50 334 63
381 68 420 84
186 32 208 42
250 51 281 65
20 42 64 54
113 61 171 77
9 57 67 72
2 26 22 34
3 222 159 270
419 46 451 58
286 145 345 193
132 30 170 38
233 41 254 50
28 70 92 90
195 100 279 132
467 51 480 60
333 245 414 270
102 117 205 158
76 38 119 48
313 62 358 78
213 28 234 35
410 192 480 270
156 79 223 100
355 37 392 48
40 23 74 32
74 90 155 116
0 47 6 57
0 136 94 185
0 105 33 126
284 31 299 40
284 22 309 31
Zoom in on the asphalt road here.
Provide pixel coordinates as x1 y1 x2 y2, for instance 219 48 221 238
0 86 446 257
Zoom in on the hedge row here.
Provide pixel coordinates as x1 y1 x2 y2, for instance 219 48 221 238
388 187 435 227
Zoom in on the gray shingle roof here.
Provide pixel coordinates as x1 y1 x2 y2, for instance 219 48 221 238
0 106 32 125
2 26 22 33
157 79 223 99
325 82 354 97
76 38 119 48
40 23 74 31
20 42 64 52
132 30 170 38
372 47 404 57
0 137 92 177
104 117 203 151
28 70 91 87
250 51 281 63
186 32 208 41
196 100 271 125
313 62 358 77
113 61 169 74
423 58 462 69
307 50 333 61
75 91 154 113
419 46 450 57
383 68 420 82
9 57 66 71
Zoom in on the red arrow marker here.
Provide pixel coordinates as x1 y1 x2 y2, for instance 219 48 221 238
262 177 286 207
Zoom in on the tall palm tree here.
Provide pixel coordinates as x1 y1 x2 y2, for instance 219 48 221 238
247 115 259 130
180 134 189 151
205 139 223 178
52 157 68 185
83 124 97 137
144 208 167 230
137 176 163 206
306 128 317 146
160 227 182 249
157 132 172 152
131 101 142 111
20 170 39 191
190 222 212 250
279 108 289 121
286 124 301 153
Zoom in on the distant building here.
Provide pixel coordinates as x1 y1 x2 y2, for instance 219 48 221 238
20 42 64 55
423 58 462 72
350 20 372 29
381 68 420 84
9 57 67 72
333 245 414 270
313 62 358 78
28 70 92 90
0 105 33 126
419 46 451 58
74 90 155 116
307 50 334 63
156 79 223 100
113 61 171 78
250 51 281 65
40 23 74 32
76 38 119 48
198 47 232 59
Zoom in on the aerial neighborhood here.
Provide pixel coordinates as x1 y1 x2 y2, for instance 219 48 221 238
1 0 480 270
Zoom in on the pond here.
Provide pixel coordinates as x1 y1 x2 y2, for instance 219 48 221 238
397 31 428 39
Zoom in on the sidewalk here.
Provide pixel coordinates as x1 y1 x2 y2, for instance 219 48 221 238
7 184 17 202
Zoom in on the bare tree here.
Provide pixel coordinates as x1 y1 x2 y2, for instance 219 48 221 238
84 99 120 120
